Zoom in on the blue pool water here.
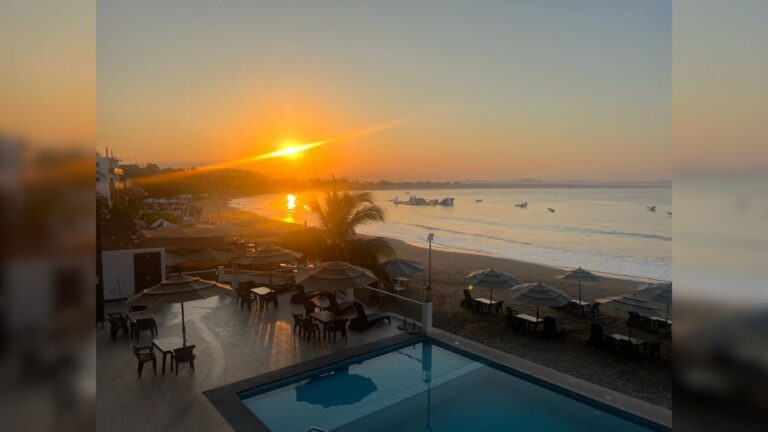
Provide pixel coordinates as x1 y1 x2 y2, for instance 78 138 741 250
240 341 665 432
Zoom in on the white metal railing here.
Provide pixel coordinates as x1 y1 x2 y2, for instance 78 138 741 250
358 286 426 335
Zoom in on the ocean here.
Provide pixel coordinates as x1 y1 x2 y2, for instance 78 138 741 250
230 188 671 281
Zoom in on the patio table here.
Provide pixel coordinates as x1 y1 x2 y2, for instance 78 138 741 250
515 313 543 331
250 286 275 309
474 298 504 315
310 310 339 339
152 336 186 374
127 311 157 339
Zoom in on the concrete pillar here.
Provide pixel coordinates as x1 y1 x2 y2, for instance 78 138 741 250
422 300 433 334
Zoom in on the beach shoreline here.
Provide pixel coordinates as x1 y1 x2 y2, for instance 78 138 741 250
197 194 672 408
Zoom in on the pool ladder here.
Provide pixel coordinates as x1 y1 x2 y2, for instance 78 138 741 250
307 427 328 432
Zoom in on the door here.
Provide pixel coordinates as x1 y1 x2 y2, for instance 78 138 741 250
133 251 162 294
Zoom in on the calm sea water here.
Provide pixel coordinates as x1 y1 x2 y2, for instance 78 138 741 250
231 188 671 281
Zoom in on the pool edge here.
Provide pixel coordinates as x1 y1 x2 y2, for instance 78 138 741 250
428 328 672 430
203 332 422 432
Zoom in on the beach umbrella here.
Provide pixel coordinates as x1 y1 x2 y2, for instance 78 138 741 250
295 261 378 292
234 245 302 287
295 368 377 407
635 282 672 323
559 267 602 304
508 282 572 322
466 268 521 303
126 274 233 345
380 259 424 278
605 294 665 339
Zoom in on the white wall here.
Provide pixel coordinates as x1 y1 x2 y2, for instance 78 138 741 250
102 248 165 301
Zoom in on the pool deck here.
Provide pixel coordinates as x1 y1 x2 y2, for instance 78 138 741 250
96 292 406 431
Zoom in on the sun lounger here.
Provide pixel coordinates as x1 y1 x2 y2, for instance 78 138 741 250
348 301 391 331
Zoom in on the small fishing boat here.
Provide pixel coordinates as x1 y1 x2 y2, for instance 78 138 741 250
647 205 656 212
475 199 483 203
547 208 556 213
515 201 528 208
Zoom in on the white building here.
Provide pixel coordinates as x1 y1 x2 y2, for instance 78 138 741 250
96 150 124 204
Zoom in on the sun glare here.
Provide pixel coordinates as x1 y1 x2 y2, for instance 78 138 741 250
286 193 297 210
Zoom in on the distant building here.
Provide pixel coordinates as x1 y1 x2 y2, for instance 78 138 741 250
96 149 124 204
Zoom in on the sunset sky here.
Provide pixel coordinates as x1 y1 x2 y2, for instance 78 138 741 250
97 0 672 182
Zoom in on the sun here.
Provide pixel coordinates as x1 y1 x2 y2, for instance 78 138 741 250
253 139 329 161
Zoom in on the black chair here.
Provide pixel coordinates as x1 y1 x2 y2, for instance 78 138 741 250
541 317 563 339
129 305 148 312
131 344 156 377
302 318 321 341
586 323 605 347
132 318 157 341
262 291 279 310
172 345 195 375
292 313 305 336
238 290 255 311
460 289 475 310
325 318 349 342
646 341 662 360
505 307 519 329
349 301 391 331
303 300 321 318
107 313 128 341
626 312 643 329
291 285 323 305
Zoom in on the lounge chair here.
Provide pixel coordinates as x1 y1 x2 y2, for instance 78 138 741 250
172 345 195 375
460 289 475 310
321 292 355 316
586 323 605 347
541 317 564 339
349 301 391 331
290 285 323 304
131 344 156 377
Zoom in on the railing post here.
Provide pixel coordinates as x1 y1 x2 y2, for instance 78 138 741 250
422 299 433 334
217 265 224 282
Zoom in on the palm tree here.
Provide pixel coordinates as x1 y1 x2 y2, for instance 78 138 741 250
305 189 394 276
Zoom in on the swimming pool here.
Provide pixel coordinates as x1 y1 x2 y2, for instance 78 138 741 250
238 340 668 431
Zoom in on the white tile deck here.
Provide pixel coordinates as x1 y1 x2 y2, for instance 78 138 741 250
96 293 403 431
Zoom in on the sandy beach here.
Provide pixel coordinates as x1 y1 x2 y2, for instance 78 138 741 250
197 195 672 408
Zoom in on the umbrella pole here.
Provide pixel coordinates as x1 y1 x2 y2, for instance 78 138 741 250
181 301 187 346
578 281 582 304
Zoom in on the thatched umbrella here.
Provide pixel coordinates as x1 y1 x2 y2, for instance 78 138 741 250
126 274 233 345
559 267 602 304
634 282 672 323
508 282 572 322
235 245 302 287
466 268 521 303
380 259 424 278
295 261 377 292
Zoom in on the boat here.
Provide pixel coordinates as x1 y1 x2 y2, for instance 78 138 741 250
395 195 455 207
475 199 483 203
666 211 672 216
547 208 556 213
647 205 656 212
515 201 528 208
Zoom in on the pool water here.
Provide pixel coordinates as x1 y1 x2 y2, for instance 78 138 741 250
240 341 664 432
